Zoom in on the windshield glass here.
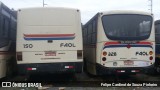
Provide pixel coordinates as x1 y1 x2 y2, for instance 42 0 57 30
102 14 153 40
155 23 160 43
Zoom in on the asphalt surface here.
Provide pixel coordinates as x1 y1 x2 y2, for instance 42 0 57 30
1 72 160 90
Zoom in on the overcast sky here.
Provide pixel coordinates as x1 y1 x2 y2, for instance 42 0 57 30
1 0 160 24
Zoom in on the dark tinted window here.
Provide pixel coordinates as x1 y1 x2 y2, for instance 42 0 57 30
93 20 96 32
2 18 9 38
88 24 92 34
155 23 160 43
155 24 160 33
102 14 152 40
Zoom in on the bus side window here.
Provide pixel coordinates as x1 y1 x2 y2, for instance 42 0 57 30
85 27 89 45
93 20 96 33
83 28 87 45
91 20 97 44
88 23 92 45
2 17 9 38
10 19 17 40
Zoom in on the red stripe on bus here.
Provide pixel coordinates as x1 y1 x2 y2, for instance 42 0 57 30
104 42 120 46
104 41 152 46
23 33 75 37
138 42 152 45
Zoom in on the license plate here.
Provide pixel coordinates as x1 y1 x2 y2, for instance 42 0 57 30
45 51 56 56
124 60 134 65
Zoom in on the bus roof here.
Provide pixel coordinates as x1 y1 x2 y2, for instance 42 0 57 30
155 20 160 25
101 10 153 16
18 7 79 11
0 1 11 12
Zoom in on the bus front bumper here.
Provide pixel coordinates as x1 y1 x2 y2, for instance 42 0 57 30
17 62 83 75
96 63 154 75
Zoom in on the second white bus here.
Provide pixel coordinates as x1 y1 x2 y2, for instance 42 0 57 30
16 7 83 75
0 2 17 79
83 11 155 75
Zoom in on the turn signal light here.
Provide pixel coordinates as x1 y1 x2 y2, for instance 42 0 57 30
103 51 107 56
149 51 153 55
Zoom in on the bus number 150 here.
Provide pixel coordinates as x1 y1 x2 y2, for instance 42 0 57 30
23 44 33 48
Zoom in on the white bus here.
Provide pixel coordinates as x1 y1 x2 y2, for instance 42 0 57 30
16 7 83 75
0 2 17 79
83 11 155 75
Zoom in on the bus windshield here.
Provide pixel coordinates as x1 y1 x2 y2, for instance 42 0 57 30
102 14 153 40
155 22 160 43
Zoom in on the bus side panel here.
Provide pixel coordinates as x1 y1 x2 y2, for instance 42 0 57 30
0 2 17 79
84 46 96 75
0 47 13 78
0 57 7 78
95 42 105 75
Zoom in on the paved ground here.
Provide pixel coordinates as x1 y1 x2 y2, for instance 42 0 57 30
1 72 160 89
